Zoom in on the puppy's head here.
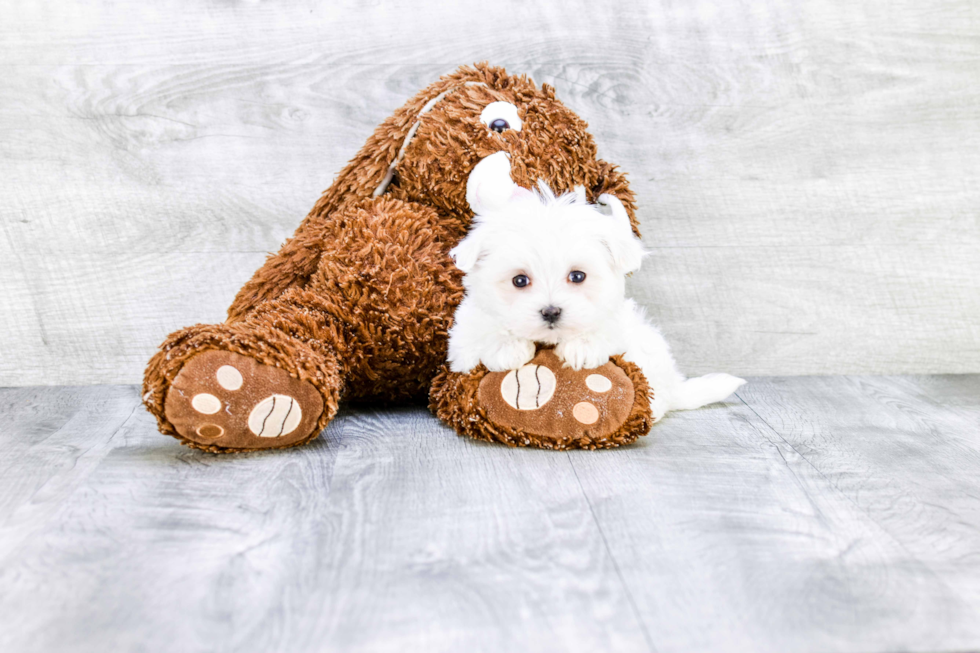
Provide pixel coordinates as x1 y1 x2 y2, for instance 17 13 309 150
451 185 645 343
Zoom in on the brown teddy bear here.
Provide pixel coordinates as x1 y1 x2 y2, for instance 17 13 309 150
143 63 654 453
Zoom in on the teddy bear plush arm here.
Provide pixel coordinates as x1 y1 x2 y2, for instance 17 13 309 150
226 150 397 321
226 226 324 322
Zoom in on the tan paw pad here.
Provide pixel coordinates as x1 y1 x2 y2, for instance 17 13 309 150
196 424 224 439
585 374 612 393
248 394 303 438
191 393 221 414
572 401 599 424
500 364 556 410
216 365 243 390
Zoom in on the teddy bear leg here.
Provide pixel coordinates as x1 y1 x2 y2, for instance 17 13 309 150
429 348 655 450
143 306 343 453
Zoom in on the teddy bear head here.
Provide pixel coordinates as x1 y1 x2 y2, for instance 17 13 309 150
322 63 639 239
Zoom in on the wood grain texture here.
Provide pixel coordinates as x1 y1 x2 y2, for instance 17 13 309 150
570 376 980 652
1 376 979 652
1 0 978 385
0 390 651 653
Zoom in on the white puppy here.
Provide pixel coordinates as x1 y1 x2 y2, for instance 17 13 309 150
447 185 745 421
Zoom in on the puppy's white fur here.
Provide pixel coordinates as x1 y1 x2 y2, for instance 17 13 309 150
448 185 745 421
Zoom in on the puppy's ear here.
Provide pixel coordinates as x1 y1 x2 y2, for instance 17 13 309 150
449 230 485 273
602 231 646 274
597 192 646 273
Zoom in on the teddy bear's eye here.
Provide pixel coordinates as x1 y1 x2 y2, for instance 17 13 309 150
512 274 530 288
480 101 523 133
568 271 586 284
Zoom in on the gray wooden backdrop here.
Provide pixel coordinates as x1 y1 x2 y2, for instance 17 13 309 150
1 0 978 386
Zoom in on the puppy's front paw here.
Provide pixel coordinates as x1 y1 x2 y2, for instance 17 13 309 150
448 351 483 374
481 339 536 372
556 338 614 371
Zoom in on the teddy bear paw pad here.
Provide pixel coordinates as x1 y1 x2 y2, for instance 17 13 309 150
477 349 635 445
164 351 323 451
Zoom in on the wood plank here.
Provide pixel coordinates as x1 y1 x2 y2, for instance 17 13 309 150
0 385 141 560
738 375 980 607
1 378 980 651
0 398 652 653
2 0 980 384
567 377 980 652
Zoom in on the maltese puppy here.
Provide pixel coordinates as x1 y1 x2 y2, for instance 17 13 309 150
447 184 745 421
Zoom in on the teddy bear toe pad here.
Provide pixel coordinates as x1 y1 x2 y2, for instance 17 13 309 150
478 349 635 443
164 351 323 451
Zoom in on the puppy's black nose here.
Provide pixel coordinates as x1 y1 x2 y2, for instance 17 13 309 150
540 306 562 325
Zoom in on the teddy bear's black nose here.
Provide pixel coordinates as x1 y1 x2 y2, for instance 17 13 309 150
540 306 562 325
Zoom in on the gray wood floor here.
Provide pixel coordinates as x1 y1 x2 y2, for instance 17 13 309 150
1 376 979 653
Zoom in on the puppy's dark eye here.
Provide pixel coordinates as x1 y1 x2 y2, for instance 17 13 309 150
512 274 530 288
490 118 509 133
568 270 586 284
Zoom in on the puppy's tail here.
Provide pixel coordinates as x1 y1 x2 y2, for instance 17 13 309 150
671 373 746 411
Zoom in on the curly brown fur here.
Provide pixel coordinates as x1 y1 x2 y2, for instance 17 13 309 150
225 63 638 320
143 62 646 451
143 321 342 452
429 353 653 450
